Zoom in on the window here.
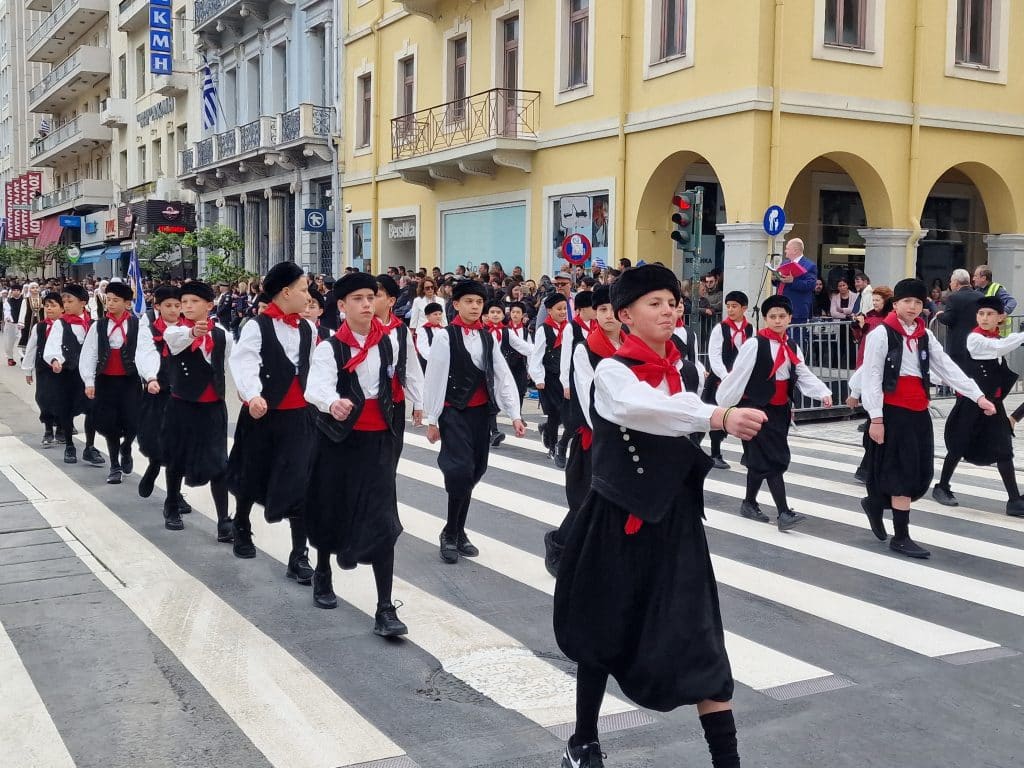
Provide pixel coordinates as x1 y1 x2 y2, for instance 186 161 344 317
153 138 162 177
567 0 589 88
137 145 146 183
824 0 866 47
117 55 127 99
135 46 145 98
271 45 287 113
175 9 186 52
356 73 372 148
660 0 685 59
449 36 468 122
399 56 415 117
956 0 991 65
550 192 610 273
119 149 128 189
502 16 519 91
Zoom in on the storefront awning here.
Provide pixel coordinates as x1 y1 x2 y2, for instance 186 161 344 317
73 246 104 266
34 216 63 249
103 246 123 260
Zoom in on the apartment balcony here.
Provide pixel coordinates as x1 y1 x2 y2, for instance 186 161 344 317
179 104 334 190
28 46 111 114
393 0 442 19
390 88 540 188
116 0 149 31
27 0 109 64
194 0 276 35
29 113 113 168
154 62 190 97
26 0 53 13
31 178 114 218
100 97 130 127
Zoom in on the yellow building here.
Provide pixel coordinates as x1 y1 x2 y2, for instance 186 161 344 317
341 0 1024 306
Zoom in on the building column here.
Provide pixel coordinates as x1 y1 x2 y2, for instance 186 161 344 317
296 179 318 273
982 234 1024 309
858 228 917 289
241 194 260 274
718 222 792 316
267 190 287 267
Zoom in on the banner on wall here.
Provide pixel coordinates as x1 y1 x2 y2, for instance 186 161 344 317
551 192 609 273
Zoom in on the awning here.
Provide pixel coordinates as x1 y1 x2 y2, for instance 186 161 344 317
73 246 104 266
34 216 63 249
103 246 123 260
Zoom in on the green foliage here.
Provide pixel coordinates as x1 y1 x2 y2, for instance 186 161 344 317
185 225 251 286
202 252 253 287
0 244 44 275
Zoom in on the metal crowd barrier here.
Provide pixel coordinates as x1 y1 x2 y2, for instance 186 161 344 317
929 314 1024 400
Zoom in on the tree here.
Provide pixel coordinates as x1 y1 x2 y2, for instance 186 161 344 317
137 230 182 281
184 225 250 286
0 243 43 276
44 244 70 279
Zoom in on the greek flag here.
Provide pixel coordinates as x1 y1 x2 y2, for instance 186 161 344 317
39 117 51 136
201 58 219 131
0 216 6 245
593 255 606 269
127 250 146 316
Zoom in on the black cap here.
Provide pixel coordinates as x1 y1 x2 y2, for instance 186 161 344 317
180 281 215 302
308 286 325 309
610 264 679 313
375 274 400 298
573 291 594 310
452 280 488 301
153 284 181 303
334 272 379 299
263 261 305 298
760 295 793 315
724 290 749 307
105 281 134 301
592 285 611 308
977 295 1006 313
544 292 568 310
61 284 89 302
484 300 504 313
424 301 443 315
41 291 63 306
893 278 927 302
508 301 528 313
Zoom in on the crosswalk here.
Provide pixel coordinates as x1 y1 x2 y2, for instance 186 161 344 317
1 376 1022 768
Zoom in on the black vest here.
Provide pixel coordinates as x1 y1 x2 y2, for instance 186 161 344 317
961 335 1017 400
541 323 562 380
669 328 696 363
315 335 396 443
95 314 139 377
392 322 409 388
255 314 313 407
720 321 754 371
167 327 227 401
882 325 930 393
444 326 497 412
316 324 333 343
589 358 712 524
33 322 49 374
742 336 798 407
7 295 24 323
499 327 528 372
148 321 174 388
58 321 83 371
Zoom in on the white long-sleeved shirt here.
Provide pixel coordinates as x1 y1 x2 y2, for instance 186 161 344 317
2 298 18 325
136 320 179 382
43 318 87 365
849 366 863 400
390 324 425 410
79 315 133 388
965 330 1024 360
716 335 832 408
422 327 522 427
706 321 751 381
20 324 45 373
228 316 318 403
409 295 448 330
593 356 716 436
559 322 590 390
528 323 562 384
860 323 983 419
163 323 234 363
305 331 424 414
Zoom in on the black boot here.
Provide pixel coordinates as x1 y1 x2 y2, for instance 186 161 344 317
456 531 479 557
931 484 958 506
543 530 563 578
216 517 234 543
554 443 567 469
64 445 77 464
138 463 159 498
286 548 314 585
41 429 54 447
106 466 123 485
177 496 192 514
82 445 105 466
490 430 506 447
163 499 184 531
119 444 134 476
439 531 459 564
374 603 408 637
776 508 806 531
861 496 887 541
740 500 769 522
312 570 338 609
232 520 256 558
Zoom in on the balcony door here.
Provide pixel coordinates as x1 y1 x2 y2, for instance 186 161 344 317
501 16 519 137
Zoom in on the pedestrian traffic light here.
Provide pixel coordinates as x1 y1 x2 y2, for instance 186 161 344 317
671 190 701 253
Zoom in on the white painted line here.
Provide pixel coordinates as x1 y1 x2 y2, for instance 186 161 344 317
1 436 405 768
0 465 45 501
0 617 77 768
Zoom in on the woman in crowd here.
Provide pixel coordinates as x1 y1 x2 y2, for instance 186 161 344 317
852 285 893 368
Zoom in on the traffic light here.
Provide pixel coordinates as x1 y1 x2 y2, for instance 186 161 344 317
671 190 701 254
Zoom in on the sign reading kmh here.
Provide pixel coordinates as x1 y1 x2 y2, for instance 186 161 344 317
149 0 173 75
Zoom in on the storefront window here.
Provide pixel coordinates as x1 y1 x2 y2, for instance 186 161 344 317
550 192 609 274
350 220 372 272
442 204 527 275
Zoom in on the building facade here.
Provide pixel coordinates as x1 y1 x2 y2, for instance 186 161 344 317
340 0 1024 306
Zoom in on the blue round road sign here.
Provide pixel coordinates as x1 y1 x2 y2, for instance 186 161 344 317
562 233 592 265
763 205 786 237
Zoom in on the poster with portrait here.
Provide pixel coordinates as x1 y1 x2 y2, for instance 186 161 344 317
550 192 610 274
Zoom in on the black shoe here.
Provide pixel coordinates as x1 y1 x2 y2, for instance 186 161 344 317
138 464 159 498
177 496 192 514
890 537 931 559
63 445 77 464
456 532 479 557
853 468 867 484
777 508 807 531
857 421 868 433
374 603 408 637
313 571 338 609
932 484 958 507
41 432 54 447
82 446 105 466
541 421 551 449
232 521 256 558
286 548 314 585
119 447 133 476
860 497 888 541
163 501 184 531
216 518 234 543
740 500 770 523
54 429 65 444
106 468 123 485
711 456 730 470
1007 498 1024 517
490 430 506 448
543 529 563 578
562 739 605 768
439 532 459 564
554 445 567 469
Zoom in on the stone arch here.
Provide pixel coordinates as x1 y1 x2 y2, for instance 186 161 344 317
781 150 895 232
917 161 1017 234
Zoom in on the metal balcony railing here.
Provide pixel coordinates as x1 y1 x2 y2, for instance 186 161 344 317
181 147 194 174
27 0 88 50
391 87 540 161
195 0 240 28
28 50 81 104
32 181 83 212
30 117 81 159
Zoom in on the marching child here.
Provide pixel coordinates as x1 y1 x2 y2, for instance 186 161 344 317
484 300 531 446
374 275 424 458
424 280 526 564
21 292 64 446
931 296 1024 516
79 281 142 485
672 301 699 362
161 282 234 538
227 262 315 582
554 265 765 768
701 291 753 469
505 300 532 408
530 293 569 465
716 295 833 531
860 279 993 557
414 301 445 368
44 285 103 466
304 272 423 634
136 285 182 500
306 287 332 343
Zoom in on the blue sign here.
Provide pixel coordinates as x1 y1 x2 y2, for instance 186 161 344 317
763 205 786 237
303 209 327 232
58 215 81 228
149 1 173 75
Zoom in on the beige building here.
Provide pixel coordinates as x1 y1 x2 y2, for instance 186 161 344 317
340 0 1024 307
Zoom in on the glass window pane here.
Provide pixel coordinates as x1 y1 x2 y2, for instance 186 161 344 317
443 206 527 275
824 0 838 44
841 0 861 46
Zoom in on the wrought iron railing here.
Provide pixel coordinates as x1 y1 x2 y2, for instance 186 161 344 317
239 120 262 152
391 87 540 161
32 181 82 212
194 0 239 28
216 130 236 157
312 106 332 136
180 147 194 174
280 108 301 143
28 49 82 103
196 137 214 166
30 117 81 158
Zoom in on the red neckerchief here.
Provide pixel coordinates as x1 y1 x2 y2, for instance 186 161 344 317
106 312 129 344
336 317 387 372
508 321 525 333
60 313 89 331
42 318 55 338
264 302 301 328
485 321 505 343
758 328 800 378
422 321 442 329
724 317 749 348
452 316 484 335
381 313 404 335
181 317 217 354
544 316 567 348
883 311 926 351
151 317 172 357
616 334 683 395
675 317 686 328
972 326 1000 339
586 327 619 359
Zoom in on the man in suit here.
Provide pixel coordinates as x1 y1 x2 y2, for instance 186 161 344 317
774 238 818 323
937 268 981 365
